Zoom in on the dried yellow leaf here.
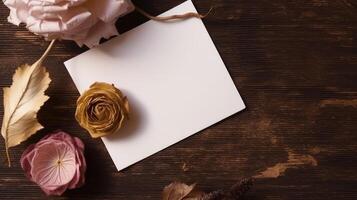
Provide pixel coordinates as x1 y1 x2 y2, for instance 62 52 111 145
1 40 55 167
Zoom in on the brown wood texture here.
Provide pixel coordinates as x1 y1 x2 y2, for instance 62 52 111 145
1 0 357 199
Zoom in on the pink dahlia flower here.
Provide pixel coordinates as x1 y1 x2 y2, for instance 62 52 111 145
21 131 86 196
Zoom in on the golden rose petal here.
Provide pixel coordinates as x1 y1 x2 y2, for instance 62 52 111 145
75 82 130 138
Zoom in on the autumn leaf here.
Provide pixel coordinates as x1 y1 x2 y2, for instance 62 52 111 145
1 40 55 167
162 182 198 200
162 178 253 200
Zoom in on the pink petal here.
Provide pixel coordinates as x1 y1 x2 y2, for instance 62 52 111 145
4 0 29 25
86 0 134 23
21 131 86 196
20 144 36 179
68 148 86 188
31 142 76 188
42 185 68 196
73 137 85 151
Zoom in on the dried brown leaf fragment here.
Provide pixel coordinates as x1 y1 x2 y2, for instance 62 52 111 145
162 178 252 200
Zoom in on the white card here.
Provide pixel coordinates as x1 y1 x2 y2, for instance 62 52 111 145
64 0 245 171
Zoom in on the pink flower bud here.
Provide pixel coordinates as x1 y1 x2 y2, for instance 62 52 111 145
21 131 86 196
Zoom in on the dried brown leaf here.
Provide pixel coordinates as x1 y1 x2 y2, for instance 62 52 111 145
163 178 253 200
162 182 199 200
1 40 55 167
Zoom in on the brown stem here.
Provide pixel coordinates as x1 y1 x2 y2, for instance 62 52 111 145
34 40 56 67
5 141 10 167
135 5 212 22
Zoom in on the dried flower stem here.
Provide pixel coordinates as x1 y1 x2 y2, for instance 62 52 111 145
202 178 253 200
4 140 10 167
135 5 212 22
36 40 56 67
228 178 253 199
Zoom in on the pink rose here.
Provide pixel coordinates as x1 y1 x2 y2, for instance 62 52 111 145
21 131 86 196
3 0 134 47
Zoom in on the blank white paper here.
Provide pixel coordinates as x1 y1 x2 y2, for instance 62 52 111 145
64 0 245 171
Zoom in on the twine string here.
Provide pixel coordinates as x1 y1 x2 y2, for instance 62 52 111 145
135 5 212 21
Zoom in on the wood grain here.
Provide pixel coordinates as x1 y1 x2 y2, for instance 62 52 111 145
1 0 357 199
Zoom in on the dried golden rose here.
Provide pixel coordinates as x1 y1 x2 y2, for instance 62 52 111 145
75 82 129 138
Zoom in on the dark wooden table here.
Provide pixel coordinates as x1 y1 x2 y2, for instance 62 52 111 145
1 0 357 199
